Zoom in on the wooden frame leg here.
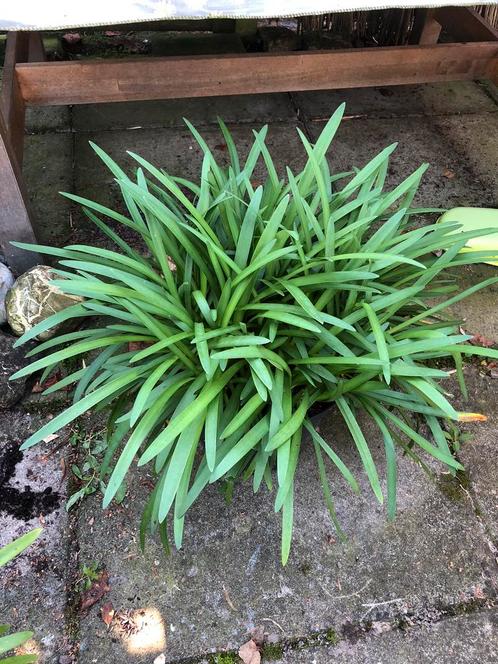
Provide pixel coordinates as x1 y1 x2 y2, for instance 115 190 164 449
1 32 29 167
0 110 40 273
0 32 40 273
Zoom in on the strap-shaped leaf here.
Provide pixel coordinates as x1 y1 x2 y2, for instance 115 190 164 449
139 363 242 465
337 396 383 503
0 529 41 567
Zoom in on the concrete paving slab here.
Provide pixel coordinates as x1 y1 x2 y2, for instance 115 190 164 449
0 409 71 664
292 81 498 121
275 608 498 663
76 402 497 663
71 121 307 245
65 94 498 663
455 368 498 542
22 133 74 247
7 83 498 664
25 107 72 135
72 93 296 132
445 261 498 342
308 115 495 209
433 114 498 202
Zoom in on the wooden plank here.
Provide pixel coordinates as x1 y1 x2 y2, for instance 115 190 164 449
16 42 498 107
412 9 442 45
1 32 29 166
435 7 498 43
409 9 431 44
0 109 40 274
28 32 46 63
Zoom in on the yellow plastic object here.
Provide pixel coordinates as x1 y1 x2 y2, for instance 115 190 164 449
438 207 498 266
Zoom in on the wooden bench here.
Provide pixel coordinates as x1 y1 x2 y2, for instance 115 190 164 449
1 6 497 272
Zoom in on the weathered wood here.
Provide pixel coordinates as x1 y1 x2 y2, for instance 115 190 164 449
435 7 498 43
0 110 40 274
1 32 29 166
16 42 498 106
28 32 46 62
409 9 430 44
412 9 442 45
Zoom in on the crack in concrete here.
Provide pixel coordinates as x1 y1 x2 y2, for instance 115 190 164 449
161 597 498 664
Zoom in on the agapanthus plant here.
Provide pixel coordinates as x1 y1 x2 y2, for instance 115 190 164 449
0 528 41 663
11 104 498 563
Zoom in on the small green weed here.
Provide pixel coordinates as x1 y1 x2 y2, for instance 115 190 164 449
261 642 284 659
211 654 238 664
77 562 101 591
67 426 126 510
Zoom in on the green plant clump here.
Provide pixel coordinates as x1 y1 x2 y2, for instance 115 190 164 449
11 104 498 564
0 528 41 663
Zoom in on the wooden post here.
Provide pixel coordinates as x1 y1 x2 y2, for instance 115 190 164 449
1 32 29 166
28 32 46 62
0 32 40 274
0 109 40 274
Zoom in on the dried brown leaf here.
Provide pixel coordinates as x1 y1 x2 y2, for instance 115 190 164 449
128 341 151 352
80 570 110 612
238 639 261 664
32 373 62 393
42 433 59 444
470 333 496 348
101 601 115 626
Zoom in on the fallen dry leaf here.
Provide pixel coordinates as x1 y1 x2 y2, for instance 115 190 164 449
238 639 261 664
442 168 455 179
31 373 62 392
470 333 496 348
101 601 115 626
59 458 67 483
128 341 151 352
80 570 110 612
42 433 59 444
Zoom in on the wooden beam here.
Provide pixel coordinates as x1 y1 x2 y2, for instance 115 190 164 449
411 9 442 45
1 32 29 166
435 7 498 43
28 32 46 63
0 109 40 274
15 42 498 107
